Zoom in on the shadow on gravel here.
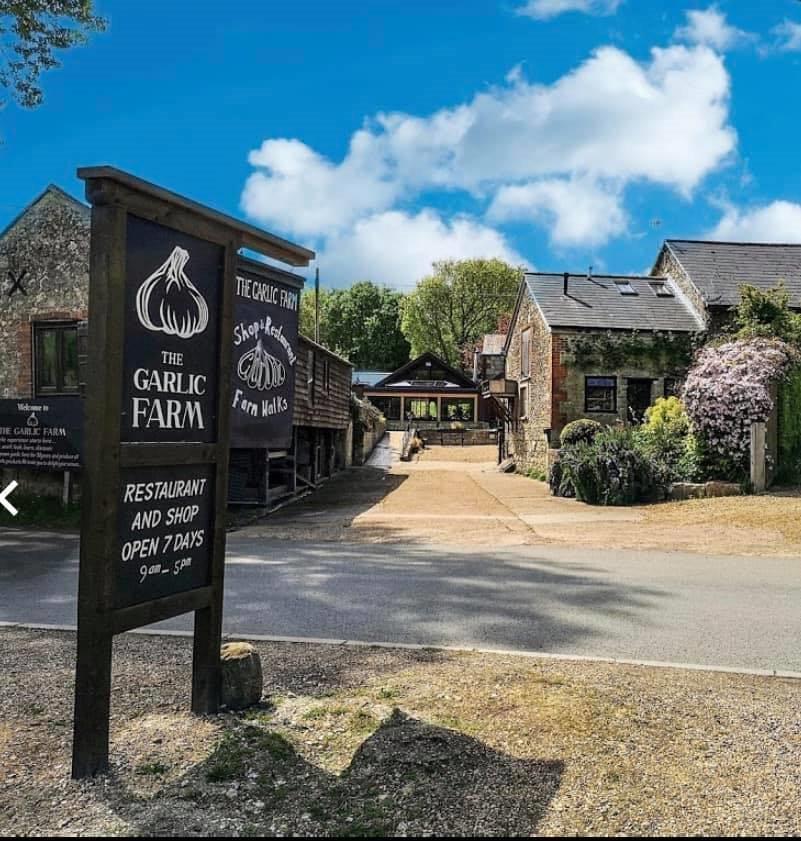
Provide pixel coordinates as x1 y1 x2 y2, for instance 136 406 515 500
229 466 412 542
112 709 564 837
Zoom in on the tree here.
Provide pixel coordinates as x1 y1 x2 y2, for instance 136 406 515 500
400 258 521 368
300 281 410 370
1 1 106 109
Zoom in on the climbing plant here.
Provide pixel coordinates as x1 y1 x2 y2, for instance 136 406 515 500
777 365 801 484
564 330 698 373
683 337 796 481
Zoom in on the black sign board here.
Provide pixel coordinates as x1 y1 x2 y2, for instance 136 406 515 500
0 397 83 470
123 216 222 443
71 167 314 779
231 260 302 449
115 464 215 608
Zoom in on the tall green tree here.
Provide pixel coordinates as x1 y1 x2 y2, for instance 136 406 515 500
300 281 410 370
1 1 106 108
400 258 522 367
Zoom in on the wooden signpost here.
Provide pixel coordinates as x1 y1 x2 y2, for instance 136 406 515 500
71 168 313 778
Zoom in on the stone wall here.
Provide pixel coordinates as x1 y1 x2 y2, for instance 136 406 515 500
652 245 708 329
0 188 90 398
553 329 683 433
506 293 552 472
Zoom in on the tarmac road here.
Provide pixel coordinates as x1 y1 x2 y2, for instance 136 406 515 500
1 529 800 673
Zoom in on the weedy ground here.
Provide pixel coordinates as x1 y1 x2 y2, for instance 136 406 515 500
1 627 799 836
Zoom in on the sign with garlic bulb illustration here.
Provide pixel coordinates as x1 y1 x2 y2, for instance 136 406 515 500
135 246 209 339
230 261 301 449
122 216 222 443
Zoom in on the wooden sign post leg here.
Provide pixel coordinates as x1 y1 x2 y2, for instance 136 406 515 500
71 625 112 778
191 603 222 714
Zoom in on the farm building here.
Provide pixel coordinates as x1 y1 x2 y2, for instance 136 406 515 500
360 351 495 430
493 271 703 471
0 183 356 505
653 239 801 332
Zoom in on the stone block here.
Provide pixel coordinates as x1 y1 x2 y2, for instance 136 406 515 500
703 481 742 498
669 482 706 500
220 642 263 710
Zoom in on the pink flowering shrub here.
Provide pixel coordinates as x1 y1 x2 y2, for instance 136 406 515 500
682 337 796 479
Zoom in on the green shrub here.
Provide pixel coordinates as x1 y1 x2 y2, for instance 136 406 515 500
635 397 700 483
548 459 575 498
560 418 603 447
777 365 801 484
559 427 657 505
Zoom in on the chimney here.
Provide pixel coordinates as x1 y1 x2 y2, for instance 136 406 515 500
563 271 569 296
587 264 593 281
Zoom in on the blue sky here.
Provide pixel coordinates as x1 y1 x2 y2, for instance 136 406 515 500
3 0 801 288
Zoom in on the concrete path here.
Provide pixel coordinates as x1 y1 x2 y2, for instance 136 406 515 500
2 530 800 673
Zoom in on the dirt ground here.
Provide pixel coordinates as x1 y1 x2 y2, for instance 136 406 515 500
2 627 799 837
239 437 801 557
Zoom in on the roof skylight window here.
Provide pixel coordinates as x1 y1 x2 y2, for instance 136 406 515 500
649 281 674 297
614 280 638 295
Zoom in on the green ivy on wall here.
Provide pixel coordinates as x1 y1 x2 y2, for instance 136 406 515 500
564 330 699 374
777 365 801 484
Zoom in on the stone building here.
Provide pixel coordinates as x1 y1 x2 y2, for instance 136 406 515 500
500 272 703 472
652 239 801 331
0 186 90 399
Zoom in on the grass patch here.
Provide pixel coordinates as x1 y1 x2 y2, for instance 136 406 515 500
303 704 349 721
349 710 378 736
135 761 168 776
0 493 80 529
205 726 293 782
376 686 400 701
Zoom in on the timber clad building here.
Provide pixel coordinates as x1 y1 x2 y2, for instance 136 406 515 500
0 185 352 502
359 351 490 431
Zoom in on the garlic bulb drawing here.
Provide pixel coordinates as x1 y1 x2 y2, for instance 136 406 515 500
135 246 209 339
237 339 286 391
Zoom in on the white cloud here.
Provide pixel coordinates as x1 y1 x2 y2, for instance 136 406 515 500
771 19 801 53
242 136 400 238
709 201 801 243
319 209 527 288
488 177 627 247
515 0 622 20
674 6 755 52
242 37 735 273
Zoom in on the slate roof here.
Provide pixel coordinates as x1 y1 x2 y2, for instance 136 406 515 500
664 240 801 307
481 334 507 354
524 272 704 332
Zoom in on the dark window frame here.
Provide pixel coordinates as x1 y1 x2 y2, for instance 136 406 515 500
585 375 617 413
520 327 531 378
442 397 475 422
663 377 679 398
34 321 80 396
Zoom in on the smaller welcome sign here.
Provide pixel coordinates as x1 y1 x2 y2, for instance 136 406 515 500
230 259 302 450
0 397 83 470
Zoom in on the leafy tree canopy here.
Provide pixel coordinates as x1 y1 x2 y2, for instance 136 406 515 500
300 281 410 371
1 1 106 108
400 258 521 368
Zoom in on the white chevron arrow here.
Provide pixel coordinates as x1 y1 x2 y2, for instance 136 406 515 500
0 481 19 516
